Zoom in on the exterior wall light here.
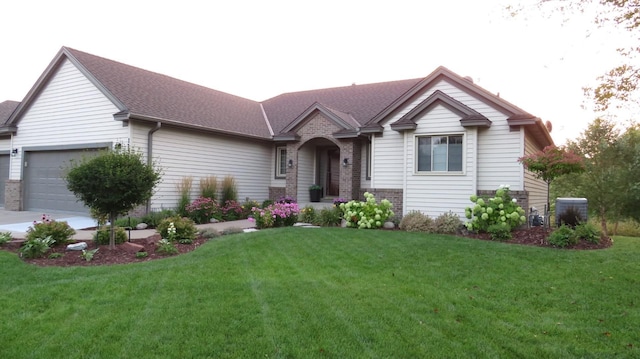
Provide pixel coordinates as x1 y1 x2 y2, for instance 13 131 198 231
342 158 349 167
11 148 18 157
288 159 293 168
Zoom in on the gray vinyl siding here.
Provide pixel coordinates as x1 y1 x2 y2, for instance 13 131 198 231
9 59 127 181
523 132 548 212
147 127 272 210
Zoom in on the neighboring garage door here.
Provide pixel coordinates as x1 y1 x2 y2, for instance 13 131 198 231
0 154 9 206
24 149 100 213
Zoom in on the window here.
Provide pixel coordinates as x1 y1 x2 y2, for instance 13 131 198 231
417 135 463 172
276 147 287 178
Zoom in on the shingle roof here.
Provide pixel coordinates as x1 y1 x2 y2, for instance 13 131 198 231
261 78 423 134
0 100 19 125
65 48 271 139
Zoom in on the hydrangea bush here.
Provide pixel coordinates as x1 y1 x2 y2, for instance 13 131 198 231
339 192 394 229
464 185 526 232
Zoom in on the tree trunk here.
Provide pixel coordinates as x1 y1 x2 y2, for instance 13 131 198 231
599 206 609 239
109 212 116 250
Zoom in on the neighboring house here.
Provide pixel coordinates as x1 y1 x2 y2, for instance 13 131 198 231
0 47 553 218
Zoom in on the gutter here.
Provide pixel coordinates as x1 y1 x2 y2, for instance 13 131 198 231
146 122 162 213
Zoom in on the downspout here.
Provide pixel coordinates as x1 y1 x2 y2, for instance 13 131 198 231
146 122 162 213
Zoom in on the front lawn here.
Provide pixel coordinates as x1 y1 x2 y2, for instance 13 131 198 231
0 228 638 358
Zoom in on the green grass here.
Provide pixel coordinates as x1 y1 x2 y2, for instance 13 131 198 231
1 228 638 358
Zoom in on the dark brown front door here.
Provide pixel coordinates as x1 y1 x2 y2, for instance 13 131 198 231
326 149 340 196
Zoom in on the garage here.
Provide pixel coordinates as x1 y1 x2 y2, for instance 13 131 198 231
23 149 101 213
0 154 9 206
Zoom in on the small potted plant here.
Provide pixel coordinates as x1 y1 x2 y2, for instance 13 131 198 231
309 184 323 202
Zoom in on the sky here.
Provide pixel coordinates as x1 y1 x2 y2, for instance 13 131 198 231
1 0 635 145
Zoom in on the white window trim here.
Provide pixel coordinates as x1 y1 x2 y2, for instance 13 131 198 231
414 133 465 175
275 146 287 179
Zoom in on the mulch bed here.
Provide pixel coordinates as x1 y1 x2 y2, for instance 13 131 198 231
1 226 612 267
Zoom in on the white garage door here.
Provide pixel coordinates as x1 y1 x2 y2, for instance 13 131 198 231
24 149 101 213
0 154 9 206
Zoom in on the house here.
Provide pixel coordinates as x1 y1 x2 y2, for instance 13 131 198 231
0 47 553 219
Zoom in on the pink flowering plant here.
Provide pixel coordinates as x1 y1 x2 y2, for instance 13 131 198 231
26 213 76 246
249 202 300 229
185 197 220 224
221 200 244 221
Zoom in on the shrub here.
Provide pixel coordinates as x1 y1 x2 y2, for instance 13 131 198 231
249 202 300 229
142 209 176 228
26 215 76 246
261 199 274 208
157 217 198 243
557 206 583 228
276 195 296 204
156 238 178 256
339 192 394 229
221 200 244 221
433 211 463 234
185 197 220 224
176 176 193 217
114 217 141 229
318 207 342 227
241 199 260 219
399 211 433 232
199 175 218 200
0 232 11 245
220 176 238 204
465 186 526 232
20 236 54 258
48 252 63 259
487 223 512 241
298 206 317 224
548 225 578 248
574 222 600 244
136 252 148 259
94 227 128 245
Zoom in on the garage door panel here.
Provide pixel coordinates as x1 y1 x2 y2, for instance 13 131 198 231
24 149 100 213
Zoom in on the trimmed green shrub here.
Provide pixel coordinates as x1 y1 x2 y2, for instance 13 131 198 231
433 211 463 234
548 225 578 248
157 216 198 243
574 222 600 244
94 227 128 245
339 192 394 229
399 211 433 232
465 186 526 232
20 236 54 258
142 209 176 228
26 216 76 246
487 223 512 241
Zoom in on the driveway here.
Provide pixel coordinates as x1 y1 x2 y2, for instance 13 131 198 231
0 209 96 239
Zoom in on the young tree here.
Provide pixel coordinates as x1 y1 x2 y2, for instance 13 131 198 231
518 145 584 226
617 124 640 222
66 149 161 249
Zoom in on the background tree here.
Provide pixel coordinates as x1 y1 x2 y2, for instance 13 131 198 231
518 145 584 227
617 123 640 222
66 149 161 249
559 118 623 237
507 0 640 111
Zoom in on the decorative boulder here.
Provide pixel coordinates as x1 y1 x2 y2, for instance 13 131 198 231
67 242 88 251
383 221 395 229
136 223 148 230
122 242 144 253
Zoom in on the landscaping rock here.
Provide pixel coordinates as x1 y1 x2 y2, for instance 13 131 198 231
135 223 148 230
383 221 395 229
294 222 313 227
210 218 219 223
66 242 87 251
122 242 144 253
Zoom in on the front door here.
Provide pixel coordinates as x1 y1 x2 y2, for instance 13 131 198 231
326 149 340 196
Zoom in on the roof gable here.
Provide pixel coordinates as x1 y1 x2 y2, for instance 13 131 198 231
390 90 491 131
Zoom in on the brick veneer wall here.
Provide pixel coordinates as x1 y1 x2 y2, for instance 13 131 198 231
360 188 404 218
477 189 529 214
4 180 22 211
269 186 286 201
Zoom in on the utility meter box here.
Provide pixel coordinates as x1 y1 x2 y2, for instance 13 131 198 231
555 198 588 227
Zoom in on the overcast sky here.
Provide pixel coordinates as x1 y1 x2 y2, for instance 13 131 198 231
1 0 634 144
